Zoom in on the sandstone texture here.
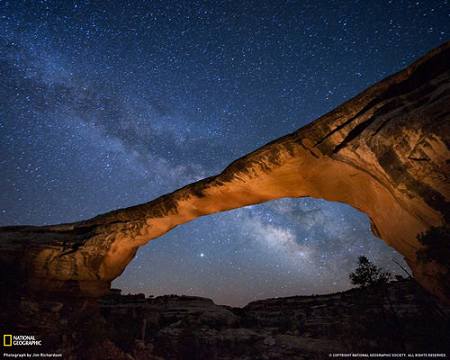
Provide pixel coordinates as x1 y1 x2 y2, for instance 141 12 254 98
1 279 449 359
0 42 449 301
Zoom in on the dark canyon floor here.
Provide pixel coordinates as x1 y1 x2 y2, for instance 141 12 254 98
1 278 449 360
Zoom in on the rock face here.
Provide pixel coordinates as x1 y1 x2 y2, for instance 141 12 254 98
1 280 449 359
0 42 449 301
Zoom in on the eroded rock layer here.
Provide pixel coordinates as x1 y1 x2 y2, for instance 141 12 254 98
1 279 449 359
0 42 449 301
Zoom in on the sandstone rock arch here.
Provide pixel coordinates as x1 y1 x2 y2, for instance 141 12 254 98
1 42 449 302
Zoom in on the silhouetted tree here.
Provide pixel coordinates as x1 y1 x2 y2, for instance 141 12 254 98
349 256 392 288
416 225 450 268
416 225 450 297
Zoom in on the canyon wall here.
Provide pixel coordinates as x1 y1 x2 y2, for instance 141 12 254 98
0 41 448 302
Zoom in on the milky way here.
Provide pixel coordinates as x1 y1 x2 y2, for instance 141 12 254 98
1 0 449 306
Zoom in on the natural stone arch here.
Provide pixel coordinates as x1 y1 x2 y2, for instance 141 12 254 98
0 41 449 303
112 196 412 305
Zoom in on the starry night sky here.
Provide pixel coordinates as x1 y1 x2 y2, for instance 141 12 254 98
1 0 449 306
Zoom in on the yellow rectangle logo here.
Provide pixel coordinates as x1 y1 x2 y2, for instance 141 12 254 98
3 334 12 346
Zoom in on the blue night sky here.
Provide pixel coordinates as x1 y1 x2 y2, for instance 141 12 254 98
1 0 449 306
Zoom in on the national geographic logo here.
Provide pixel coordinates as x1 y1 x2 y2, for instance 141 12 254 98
3 335 42 347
